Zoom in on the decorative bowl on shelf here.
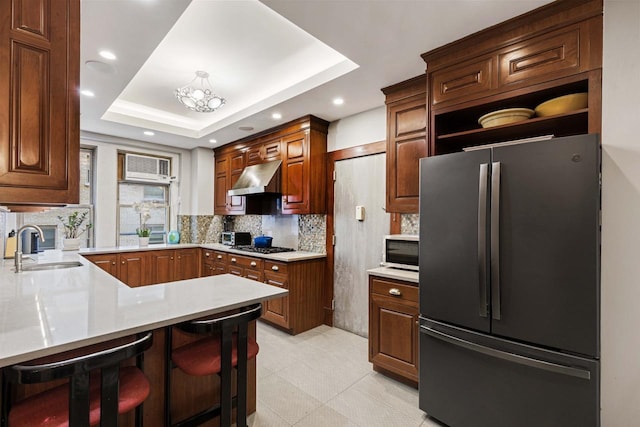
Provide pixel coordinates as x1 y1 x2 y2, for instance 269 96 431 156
478 108 535 128
534 92 588 117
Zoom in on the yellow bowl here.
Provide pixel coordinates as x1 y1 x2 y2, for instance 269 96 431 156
478 108 535 128
534 93 588 117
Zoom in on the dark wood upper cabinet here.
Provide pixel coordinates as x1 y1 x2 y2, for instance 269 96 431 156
0 0 80 206
382 75 427 213
214 115 329 215
421 0 603 156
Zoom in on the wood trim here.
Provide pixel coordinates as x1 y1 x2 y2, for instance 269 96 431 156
324 141 387 326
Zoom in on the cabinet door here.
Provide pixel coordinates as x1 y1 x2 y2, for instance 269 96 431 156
214 156 229 214
148 250 175 284
369 277 419 383
0 0 80 205
176 248 199 280
281 132 308 213
84 254 117 276
262 272 289 328
118 252 148 287
228 151 245 213
386 96 427 213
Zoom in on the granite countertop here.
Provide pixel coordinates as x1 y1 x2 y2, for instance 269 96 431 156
80 243 326 262
0 250 287 368
367 266 419 284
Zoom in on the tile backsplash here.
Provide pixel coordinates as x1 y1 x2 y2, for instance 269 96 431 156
178 213 326 253
401 213 419 235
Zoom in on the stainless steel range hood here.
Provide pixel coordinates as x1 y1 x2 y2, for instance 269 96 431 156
228 159 282 196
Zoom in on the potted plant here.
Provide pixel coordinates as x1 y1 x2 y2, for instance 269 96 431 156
133 202 156 246
57 211 92 250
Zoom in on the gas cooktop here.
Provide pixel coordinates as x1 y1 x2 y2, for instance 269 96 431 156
231 245 295 254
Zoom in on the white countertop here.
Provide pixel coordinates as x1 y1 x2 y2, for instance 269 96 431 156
367 267 419 284
0 250 287 368
80 243 326 262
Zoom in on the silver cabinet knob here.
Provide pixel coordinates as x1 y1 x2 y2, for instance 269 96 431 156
250 261 257 267
217 255 223 259
388 288 402 296
231 257 237 263
205 252 210 257
271 265 279 271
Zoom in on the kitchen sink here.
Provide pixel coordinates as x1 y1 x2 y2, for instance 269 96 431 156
20 261 84 271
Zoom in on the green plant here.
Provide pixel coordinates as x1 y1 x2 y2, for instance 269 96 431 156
57 211 92 239
133 201 157 238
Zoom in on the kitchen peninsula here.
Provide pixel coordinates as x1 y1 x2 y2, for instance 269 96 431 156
0 248 288 425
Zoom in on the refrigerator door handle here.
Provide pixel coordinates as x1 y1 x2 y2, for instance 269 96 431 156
491 161 501 320
478 163 489 318
420 325 591 380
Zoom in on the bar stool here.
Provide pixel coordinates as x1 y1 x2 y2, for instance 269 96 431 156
165 303 262 427
1 331 153 427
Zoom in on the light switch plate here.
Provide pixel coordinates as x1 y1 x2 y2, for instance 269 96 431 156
355 205 365 221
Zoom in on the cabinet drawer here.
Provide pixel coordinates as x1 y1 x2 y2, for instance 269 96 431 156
498 26 580 87
228 254 263 271
371 277 418 303
431 55 495 106
264 260 288 275
202 249 227 263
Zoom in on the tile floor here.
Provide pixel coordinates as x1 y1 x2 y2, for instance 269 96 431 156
248 322 443 427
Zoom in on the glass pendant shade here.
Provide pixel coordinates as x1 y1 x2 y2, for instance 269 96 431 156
175 71 226 113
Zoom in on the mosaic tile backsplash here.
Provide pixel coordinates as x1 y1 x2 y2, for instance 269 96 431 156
401 213 419 235
178 213 326 253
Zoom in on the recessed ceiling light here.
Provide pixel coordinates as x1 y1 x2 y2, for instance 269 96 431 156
143 131 154 136
84 60 116 75
209 138 217 144
80 89 95 97
272 112 282 120
99 50 117 60
238 126 254 132
333 98 344 105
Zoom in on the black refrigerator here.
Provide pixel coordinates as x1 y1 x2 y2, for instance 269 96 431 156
418 134 600 427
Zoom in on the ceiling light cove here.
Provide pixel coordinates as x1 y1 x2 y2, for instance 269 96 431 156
101 0 358 139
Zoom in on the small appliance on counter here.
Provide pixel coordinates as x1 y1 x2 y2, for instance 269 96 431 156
4 230 16 259
221 231 251 246
381 234 419 271
21 230 41 254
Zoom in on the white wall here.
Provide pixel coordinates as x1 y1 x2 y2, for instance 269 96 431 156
327 106 386 152
600 1 640 424
80 133 192 248
189 147 215 215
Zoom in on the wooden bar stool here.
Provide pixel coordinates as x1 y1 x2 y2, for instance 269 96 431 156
165 303 262 427
1 331 153 427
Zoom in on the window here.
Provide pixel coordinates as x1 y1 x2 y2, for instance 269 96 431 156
22 149 95 249
118 183 169 246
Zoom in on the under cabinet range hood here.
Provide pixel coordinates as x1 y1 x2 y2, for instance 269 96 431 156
228 159 282 196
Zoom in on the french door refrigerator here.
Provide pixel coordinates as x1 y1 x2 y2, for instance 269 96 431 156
418 134 600 427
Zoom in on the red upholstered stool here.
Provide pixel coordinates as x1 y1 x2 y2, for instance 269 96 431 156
1 332 152 427
164 303 262 427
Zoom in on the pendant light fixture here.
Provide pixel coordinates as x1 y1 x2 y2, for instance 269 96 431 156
175 70 226 113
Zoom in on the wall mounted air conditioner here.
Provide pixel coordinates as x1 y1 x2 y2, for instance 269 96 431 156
124 154 171 184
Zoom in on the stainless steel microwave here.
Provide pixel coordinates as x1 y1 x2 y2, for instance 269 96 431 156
382 234 419 271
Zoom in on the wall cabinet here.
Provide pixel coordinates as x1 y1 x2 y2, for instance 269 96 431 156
369 275 419 386
0 0 80 207
421 0 602 155
214 151 245 215
382 75 427 213
213 115 329 215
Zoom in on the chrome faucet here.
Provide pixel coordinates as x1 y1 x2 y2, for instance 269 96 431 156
15 225 45 273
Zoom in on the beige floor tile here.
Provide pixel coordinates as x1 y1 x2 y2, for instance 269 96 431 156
350 372 422 421
247 400 292 427
326 386 422 427
258 374 323 425
293 405 361 427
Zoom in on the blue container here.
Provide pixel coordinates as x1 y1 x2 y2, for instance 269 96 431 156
253 235 272 248
168 230 180 244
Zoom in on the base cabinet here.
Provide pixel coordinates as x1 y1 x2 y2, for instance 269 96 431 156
369 275 419 385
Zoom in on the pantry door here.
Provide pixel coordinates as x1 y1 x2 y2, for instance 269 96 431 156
333 153 389 337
